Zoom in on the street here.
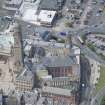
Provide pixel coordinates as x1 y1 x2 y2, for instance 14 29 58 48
79 55 91 104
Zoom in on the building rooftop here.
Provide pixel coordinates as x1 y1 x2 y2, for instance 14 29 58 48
42 86 72 96
0 17 10 32
25 38 70 48
12 91 38 105
15 0 42 25
36 97 45 105
36 69 52 79
0 34 14 55
38 10 56 23
39 0 65 10
22 9 38 22
5 0 23 5
16 67 33 82
43 56 76 67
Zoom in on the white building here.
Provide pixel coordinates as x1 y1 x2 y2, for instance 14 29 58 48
38 10 57 26
0 34 14 56
15 1 57 26
15 1 40 25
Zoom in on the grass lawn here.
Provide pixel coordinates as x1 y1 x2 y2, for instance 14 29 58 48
87 43 96 52
96 66 105 93
101 95 105 105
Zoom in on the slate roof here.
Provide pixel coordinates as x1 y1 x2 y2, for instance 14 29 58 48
43 56 76 67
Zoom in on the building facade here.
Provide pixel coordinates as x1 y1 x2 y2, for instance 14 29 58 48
3 0 23 10
42 86 76 105
15 68 34 91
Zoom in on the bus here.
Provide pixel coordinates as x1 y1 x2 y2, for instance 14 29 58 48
77 36 84 45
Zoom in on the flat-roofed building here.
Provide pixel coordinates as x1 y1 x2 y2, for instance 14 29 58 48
15 1 57 26
36 69 52 80
38 10 57 26
0 34 14 56
15 0 41 25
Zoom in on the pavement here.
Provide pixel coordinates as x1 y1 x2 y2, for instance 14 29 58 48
88 58 100 85
72 34 104 105
79 53 101 105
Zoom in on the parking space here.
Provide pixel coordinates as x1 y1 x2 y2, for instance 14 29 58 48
86 1 105 26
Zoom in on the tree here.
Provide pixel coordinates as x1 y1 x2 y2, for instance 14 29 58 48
65 22 73 27
101 96 105 105
87 43 96 52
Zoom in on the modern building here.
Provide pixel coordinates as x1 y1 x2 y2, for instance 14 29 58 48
15 0 41 25
37 10 57 26
15 8 57 26
15 0 58 26
15 67 34 91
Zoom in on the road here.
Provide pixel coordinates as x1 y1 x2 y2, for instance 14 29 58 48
79 55 91 104
72 34 105 105
73 34 105 65
81 46 105 64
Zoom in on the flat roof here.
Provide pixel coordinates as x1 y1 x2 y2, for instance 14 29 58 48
0 35 14 46
0 17 10 32
0 35 14 54
22 9 38 22
25 39 70 48
38 10 56 23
